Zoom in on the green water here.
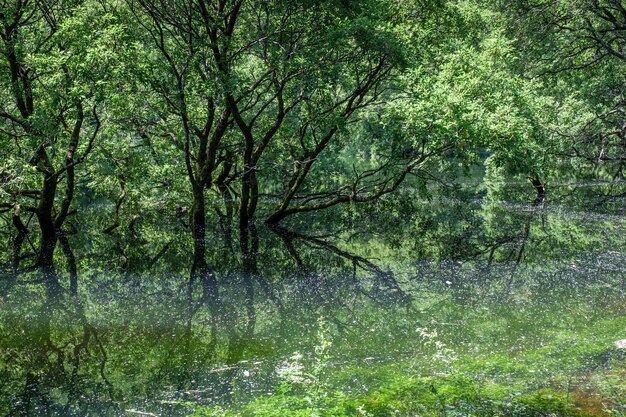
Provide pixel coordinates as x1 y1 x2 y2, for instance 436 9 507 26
1 181 625 416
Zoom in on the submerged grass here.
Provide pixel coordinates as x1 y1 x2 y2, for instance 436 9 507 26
189 290 626 417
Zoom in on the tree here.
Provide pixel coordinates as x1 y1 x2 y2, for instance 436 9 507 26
503 0 626 177
123 0 241 304
0 0 114 291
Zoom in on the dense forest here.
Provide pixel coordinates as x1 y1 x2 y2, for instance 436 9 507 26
1 0 625 416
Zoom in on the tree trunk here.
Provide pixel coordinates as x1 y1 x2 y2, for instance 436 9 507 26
11 207 28 275
530 175 546 203
59 233 77 296
189 185 218 306
36 175 62 295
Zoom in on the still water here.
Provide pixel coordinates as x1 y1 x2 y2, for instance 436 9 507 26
1 180 625 416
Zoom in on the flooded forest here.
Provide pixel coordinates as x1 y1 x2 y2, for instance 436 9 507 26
1 0 626 416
